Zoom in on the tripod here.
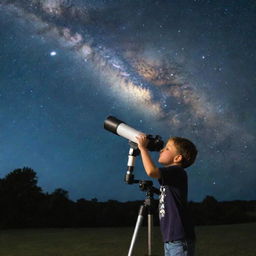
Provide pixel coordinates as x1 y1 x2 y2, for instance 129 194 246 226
124 142 160 256
128 181 159 256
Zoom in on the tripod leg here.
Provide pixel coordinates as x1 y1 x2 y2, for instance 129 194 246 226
128 205 146 256
148 214 153 256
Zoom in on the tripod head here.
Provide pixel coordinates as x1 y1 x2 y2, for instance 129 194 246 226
139 180 160 196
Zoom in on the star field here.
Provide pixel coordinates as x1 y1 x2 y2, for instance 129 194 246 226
0 0 255 202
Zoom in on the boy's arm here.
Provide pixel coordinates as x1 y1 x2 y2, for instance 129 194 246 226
136 134 161 179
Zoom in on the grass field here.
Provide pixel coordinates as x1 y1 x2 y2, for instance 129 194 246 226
0 222 255 256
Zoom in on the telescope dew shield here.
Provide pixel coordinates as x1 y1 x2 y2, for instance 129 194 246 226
104 116 144 144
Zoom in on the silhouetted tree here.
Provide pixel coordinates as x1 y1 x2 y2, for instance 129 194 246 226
0 168 255 228
0 167 44 228
46 188 75 227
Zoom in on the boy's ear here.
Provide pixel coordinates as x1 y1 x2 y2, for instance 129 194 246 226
174 154 183 163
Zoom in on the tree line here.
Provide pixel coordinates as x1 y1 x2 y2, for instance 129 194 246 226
0 167 255 229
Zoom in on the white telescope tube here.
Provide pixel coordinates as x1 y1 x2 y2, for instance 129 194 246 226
104 116 164 152
116 123 144 144
104 116 144 144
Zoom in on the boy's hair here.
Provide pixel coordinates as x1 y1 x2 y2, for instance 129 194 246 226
169 137 198 168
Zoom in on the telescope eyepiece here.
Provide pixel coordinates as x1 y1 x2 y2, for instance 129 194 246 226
146 135 164 152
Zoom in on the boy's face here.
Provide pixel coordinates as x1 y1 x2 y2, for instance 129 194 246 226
158 140 182 166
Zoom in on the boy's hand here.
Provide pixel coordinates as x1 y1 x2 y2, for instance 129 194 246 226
136 134 160 179
136 134 149 150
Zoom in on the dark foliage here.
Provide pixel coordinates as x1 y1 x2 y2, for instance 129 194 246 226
0 167 255 228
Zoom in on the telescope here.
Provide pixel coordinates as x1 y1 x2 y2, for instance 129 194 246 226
104 116 164 151
104 116 162 255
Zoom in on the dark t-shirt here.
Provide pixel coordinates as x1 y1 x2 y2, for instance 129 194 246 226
158 165 195 242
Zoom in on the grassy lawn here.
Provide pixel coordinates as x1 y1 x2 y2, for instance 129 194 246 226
0 222 255 256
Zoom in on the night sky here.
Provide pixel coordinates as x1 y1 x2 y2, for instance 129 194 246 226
0 0 255 202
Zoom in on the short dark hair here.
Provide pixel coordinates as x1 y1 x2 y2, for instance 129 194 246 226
169 137 198 168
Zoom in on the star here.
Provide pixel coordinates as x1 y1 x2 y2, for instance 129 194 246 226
50 51 57 56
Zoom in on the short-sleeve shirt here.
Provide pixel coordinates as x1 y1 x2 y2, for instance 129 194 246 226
158 165 195 242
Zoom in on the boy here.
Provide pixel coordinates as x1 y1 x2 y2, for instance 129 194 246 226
136 135 198 256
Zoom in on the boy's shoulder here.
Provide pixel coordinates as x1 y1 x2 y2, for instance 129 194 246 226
161 165 185 171
159 165 187 186
160 165 186 177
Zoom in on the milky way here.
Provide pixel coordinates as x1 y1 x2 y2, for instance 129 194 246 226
0 0 255 201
